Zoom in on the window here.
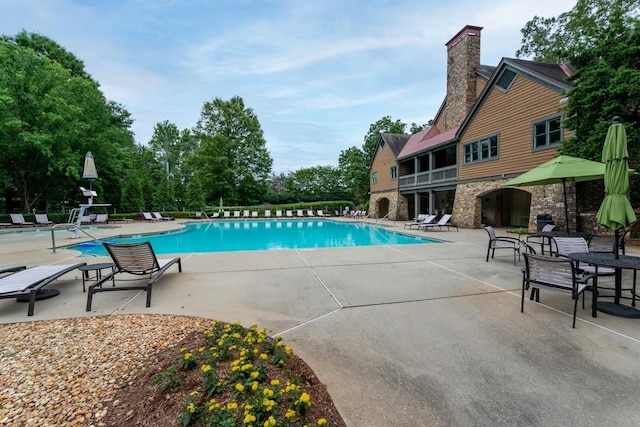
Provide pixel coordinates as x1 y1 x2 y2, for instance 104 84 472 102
463 135 498 164
371 172 377 184
533 115 562 150
495 69 517 92
390 166 397 180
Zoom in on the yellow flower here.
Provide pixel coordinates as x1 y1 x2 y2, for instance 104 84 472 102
189 390 199 397
260 353 268 360
243 413 256 423
183 352 192 360
235 383 244 392
241 363 253 371
285 409 296 418
187 402 196 413
201 364 211 373
270 379 280 386
250 371 260 379
264 416 276 426
227 402 238 410
180 347 187 353
300 392 311 404
285 345 292 355
199 347 205 352
263 388 274 397
318 418 327 425
251 381 259 391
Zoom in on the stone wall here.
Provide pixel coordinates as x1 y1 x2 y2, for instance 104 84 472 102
452 179 571 232
369 190 406 221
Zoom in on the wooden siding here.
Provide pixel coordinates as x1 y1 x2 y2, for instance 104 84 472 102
476 77 487 98
458 75 570 181
370 142 398 193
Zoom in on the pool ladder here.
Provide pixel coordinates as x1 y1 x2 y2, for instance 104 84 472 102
51 223 99 253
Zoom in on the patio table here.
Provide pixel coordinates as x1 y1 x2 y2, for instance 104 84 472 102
567 252 640 318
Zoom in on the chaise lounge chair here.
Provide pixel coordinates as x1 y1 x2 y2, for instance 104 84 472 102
0 263 86 316
86 241 182 311
142 212 160 222
243 210 250 218
35 214 54 226
418 214 458 231
275 210 283 218
286 210 293 217
264 210 271 218
94 213 109 224
405 214 436 229
233 211 241 218
10 213 35 227
153 212 174 221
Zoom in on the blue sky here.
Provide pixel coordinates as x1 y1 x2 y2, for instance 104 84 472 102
2 0 576 174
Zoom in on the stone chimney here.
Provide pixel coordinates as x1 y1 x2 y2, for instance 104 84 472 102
443 25 482 131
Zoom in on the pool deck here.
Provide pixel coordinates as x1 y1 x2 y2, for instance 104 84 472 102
2 218 640 426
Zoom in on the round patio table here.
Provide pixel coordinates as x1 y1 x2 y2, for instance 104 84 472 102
568 252 640 318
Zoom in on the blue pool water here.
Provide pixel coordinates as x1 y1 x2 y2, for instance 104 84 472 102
71 220 441 255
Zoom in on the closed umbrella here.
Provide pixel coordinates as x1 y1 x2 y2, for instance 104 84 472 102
503 155 606 233
596 117 637 257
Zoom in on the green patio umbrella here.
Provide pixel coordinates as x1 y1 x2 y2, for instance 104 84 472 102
503 155 606 233
596 117 637 256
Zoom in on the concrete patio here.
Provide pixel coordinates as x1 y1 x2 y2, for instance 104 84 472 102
1 219 640 426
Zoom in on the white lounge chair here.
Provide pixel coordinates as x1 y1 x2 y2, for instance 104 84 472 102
223 211 231 219
233 211 241 218
35 214 53 226
0 263 86 316
264 210 271 218
94 213 109 224
142 212 160 222
307 210 315 217
275 210 282 217
296 209 304 217
286 210 293 217
419 214 458 231
251 211 258 218
10 213 34 227
243 210 250 218
405 215 436 229
317 210 329 217
153 212 173 221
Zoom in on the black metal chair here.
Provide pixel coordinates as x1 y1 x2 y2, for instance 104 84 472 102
522 253 596 328
484 225 522 265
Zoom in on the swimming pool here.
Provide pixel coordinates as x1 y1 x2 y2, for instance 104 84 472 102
71 220 442 255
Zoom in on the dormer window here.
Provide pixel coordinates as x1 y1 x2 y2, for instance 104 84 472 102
495 69 516 92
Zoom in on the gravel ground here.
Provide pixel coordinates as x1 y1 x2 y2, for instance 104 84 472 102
0 315 213 427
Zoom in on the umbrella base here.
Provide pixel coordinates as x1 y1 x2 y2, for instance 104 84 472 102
597 302 640 318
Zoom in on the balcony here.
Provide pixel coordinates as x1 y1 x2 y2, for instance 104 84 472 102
398 165 457 190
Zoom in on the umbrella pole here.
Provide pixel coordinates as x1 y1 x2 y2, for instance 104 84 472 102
563 178 570 234
614 228 620 259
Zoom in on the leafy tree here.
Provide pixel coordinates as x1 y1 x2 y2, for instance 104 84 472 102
190 96 273 206
516 0 639 63
0 33 135 212
518 0 640 205
340 116 408 204
284 166 347 201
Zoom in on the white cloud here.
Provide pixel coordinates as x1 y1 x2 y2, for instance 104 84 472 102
2 0 580 173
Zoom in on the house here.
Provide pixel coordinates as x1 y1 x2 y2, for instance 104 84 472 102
368 133 409 220
369 25 578 231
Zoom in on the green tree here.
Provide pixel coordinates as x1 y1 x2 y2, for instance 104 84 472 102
518 0 640 204
0 33 135 212
516 0 639 63
284 166 346 201
191 96 273 206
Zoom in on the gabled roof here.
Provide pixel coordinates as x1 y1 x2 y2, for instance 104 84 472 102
379 133 410 157
397 126 459 160
457 58 573 136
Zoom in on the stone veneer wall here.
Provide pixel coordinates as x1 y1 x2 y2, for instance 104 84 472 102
369 190 406 221
452 179 572 232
